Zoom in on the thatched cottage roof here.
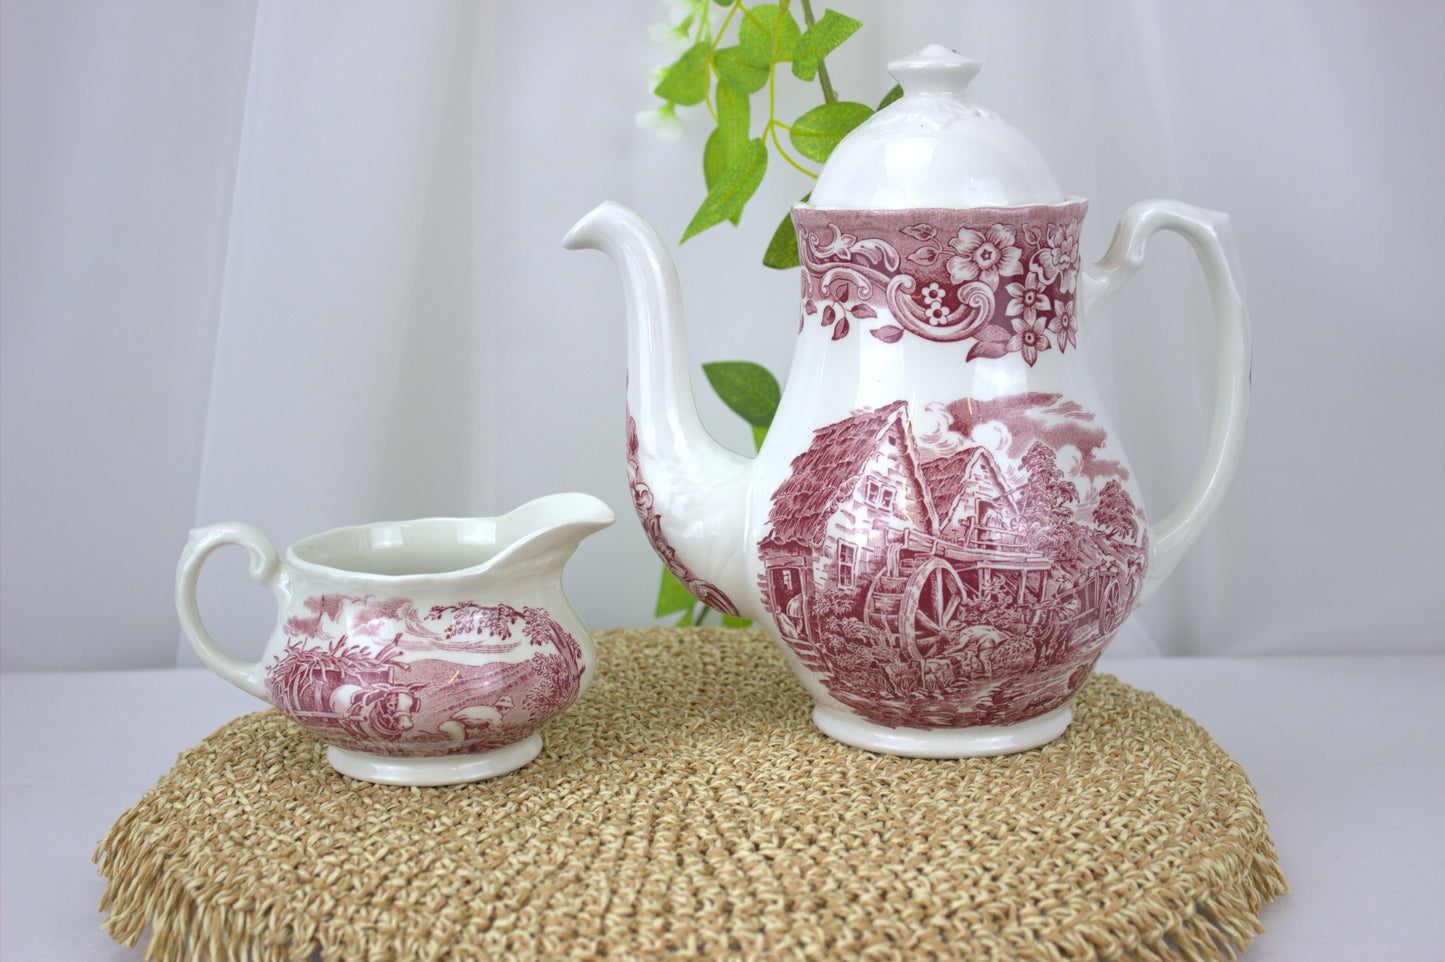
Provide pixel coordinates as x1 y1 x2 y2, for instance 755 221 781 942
918 445 1018 524
762 401 937 552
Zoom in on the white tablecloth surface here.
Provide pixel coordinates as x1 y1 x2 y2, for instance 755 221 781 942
3 655 1443 961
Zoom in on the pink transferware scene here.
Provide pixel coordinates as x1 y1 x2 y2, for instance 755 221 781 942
567 45 1249 757
175 495 615 785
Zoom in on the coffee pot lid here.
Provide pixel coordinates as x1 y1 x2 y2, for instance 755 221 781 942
808 45 1065 209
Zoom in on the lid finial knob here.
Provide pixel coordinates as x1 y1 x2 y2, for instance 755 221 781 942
887 44 982 98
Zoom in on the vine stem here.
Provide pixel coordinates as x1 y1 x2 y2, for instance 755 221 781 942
703 1 745 124
766 58 816 178
770 120 815 177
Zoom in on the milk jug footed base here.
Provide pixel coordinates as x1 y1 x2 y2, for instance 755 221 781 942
326 734 544 786
812 703 1072 758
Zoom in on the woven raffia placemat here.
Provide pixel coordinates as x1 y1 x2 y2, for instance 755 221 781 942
96 627 1285 961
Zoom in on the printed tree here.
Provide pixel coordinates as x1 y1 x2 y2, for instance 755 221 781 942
1092 479 1140 542
430 602 522 638
1018 440 1078 552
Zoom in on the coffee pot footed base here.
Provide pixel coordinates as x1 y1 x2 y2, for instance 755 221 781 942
811 703 1072 758
325 734 543 786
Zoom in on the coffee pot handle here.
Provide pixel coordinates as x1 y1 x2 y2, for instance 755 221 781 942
175 522 287 700
1079 200 1251 607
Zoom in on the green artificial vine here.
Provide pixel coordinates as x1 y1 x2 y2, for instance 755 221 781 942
647 0 899 267
643 0 892 626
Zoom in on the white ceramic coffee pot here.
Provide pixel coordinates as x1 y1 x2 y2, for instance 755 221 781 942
566 45 1250 758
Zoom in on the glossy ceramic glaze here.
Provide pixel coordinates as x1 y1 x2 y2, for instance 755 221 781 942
175 493 614 785
566 46 1251 757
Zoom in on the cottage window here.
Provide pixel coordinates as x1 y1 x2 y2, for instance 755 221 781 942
863 477 896 512
838 542 857 587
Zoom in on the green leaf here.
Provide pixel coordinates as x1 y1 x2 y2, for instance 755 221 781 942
715 72 750 146
762 193 808 269
788 100 872 163
704 82 749 222
653 41 710 106
751 424 769 451
722 614 754 628
714 45 769 95
656 567 698 617
877 83 903 110
702 360 781 428
791 9 862 81
702 129 729 195
681 137 766 242
738 3 801 66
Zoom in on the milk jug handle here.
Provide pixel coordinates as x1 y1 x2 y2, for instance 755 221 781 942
175 522 285 701
1079 200 1251 607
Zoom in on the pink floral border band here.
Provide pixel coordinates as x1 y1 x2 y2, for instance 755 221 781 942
792 201 1089 365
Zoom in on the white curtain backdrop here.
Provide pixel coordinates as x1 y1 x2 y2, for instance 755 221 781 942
3 0 1441 671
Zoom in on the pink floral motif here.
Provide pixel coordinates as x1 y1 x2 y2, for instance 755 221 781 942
1030 219 1081 294
1008 315 1052 366
1005 272 1052 324
793 203 1087 366
946 224 1023 290
919 282 950 326
1049 298 1078 352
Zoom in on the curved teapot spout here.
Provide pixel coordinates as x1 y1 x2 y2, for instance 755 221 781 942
564 202 755 620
